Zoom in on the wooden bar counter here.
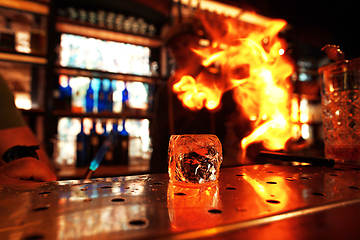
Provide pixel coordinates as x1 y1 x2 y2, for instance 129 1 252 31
1 162 360 239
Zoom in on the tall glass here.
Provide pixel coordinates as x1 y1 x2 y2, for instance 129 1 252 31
319 58 360 164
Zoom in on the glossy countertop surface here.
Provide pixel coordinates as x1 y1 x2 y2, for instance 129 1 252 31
2 163 360 239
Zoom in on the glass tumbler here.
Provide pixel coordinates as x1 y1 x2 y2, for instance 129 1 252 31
319 57 360 164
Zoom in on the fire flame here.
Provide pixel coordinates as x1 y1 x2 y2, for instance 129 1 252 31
172 14 294 155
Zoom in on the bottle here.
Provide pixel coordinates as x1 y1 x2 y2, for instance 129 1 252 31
112 80 122 113
100 121 113 165
119 120 129 165
30 15 41 55
0 17 15 51
91 78 101 113
104 121 118 166
106 12 115 29
76 119 90 167
113 120 129 165
114 14 125 31
59 75 72 111
89 120 100 161
70 77 84 113
105 80 113 112
120 120 129 165
86 80 94 112
122 82 129 112
97 81 106 113
97 10 106 28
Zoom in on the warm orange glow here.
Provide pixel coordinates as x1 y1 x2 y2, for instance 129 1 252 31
243 173 289 212
172 14 294 155
167 183 221 231
299 98 309 123
173 74 223 110
59 75 69 88
290 96 299 122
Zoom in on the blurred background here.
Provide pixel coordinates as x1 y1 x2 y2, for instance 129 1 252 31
0 0 357 179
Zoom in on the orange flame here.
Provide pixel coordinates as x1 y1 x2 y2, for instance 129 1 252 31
172 13 294 155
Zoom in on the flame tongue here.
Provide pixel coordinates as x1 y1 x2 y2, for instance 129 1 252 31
172 16 294 155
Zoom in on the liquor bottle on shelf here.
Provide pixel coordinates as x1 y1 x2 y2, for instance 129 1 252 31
0 17 15 51
119 120 129 165
30 15 43 55
100 121 113 165
123 16 135 32
138 18 148 35
112 80 122 113
105 79 113 112
91 78 101 113
147 84 155 113
78 9 87 22
88 11 97 25
89 120 100 161
67 7 78 21
59 75 72 111
69 77 80 113
113 119 129 165
122 82 129 112
106 121 118 164
97 80 106 113
85 79 94 112
76 119 90 167
106 12 115 29
97 10 106 28
148 24 156 37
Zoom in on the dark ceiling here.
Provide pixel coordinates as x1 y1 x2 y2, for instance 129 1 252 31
221 0 359 59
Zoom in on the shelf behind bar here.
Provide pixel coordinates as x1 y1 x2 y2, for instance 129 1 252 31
56 20 162 48
52 110 154 119
0 52 47 65
0 0 49 15
21 108 46 115
55 67 161 84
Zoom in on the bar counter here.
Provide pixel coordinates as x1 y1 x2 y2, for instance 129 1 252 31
1 163 360 239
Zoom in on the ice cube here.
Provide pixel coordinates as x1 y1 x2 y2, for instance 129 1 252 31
168 134 223 185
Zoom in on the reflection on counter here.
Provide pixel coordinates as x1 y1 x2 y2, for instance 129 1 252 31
55 176 149 239
167 183 221 231
242 172 290 213
2 165 360 239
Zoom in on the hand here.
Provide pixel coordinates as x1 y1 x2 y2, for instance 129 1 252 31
0 157 57 185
